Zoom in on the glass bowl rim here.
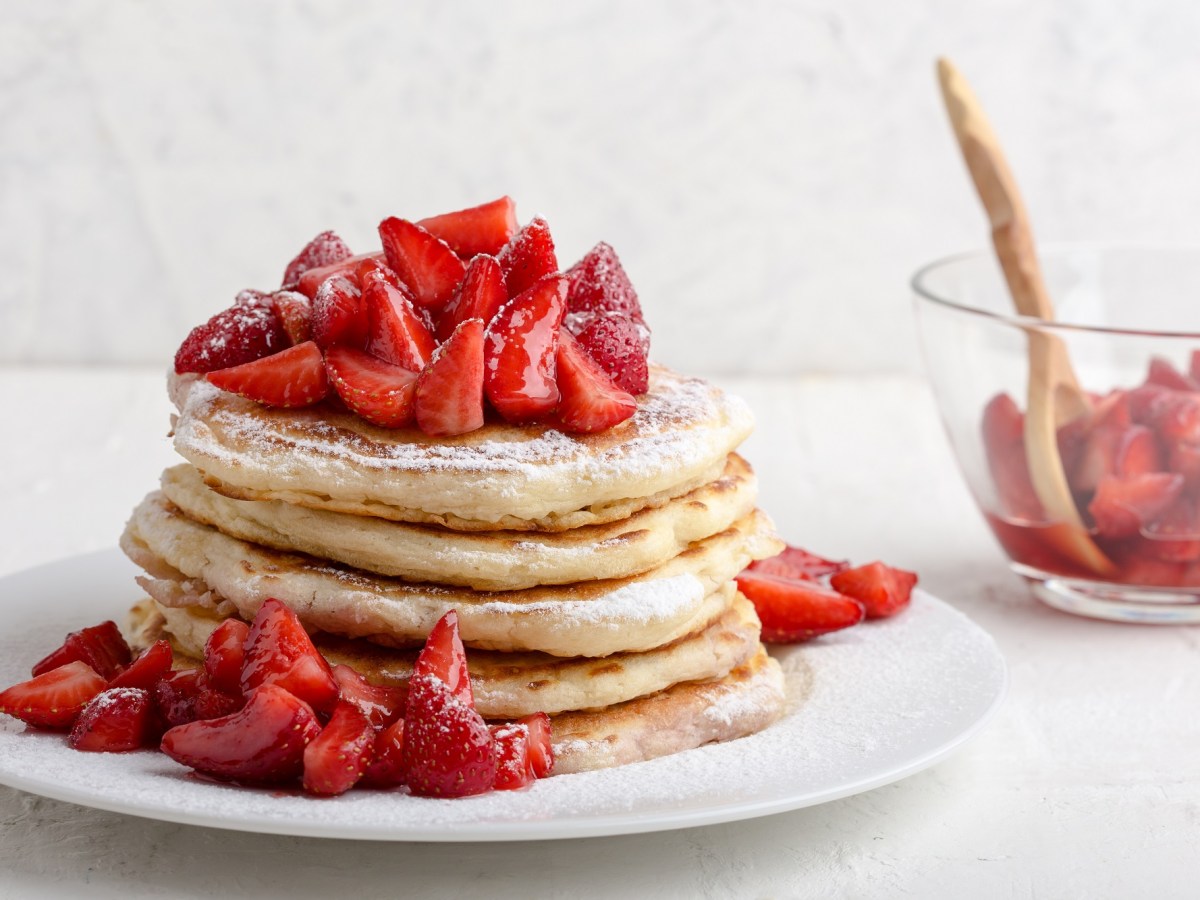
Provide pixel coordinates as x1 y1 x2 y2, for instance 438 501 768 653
911 240 1200 340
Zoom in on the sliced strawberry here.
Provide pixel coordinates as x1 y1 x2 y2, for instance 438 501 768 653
830 562 918 620
32 620 131 680
311 275 368 349
411 611 473 707
417 196 518 258
570 313 650 395
1088 472 1184 539
490 722 535 791
1141 496 1200 562
174 295 289 374
1143 390 1200 445
69 687 159 752
1056 414 1090 481
1114 424 1164 478
1117 551 1188 587
296 251 384 299
204 619 250 695
325 345 419 428
302 700 375 796
364 280 437 371
109 640 173 691
0 661 107 730
749 545 849 580
161 683 321 784
436 254 508 341
401 674 496 798
272 290 313 346
517 711 553 778
330 664 406 729
483 275 567 422
415 319 486 437
1146 357 1198 391
1071 423 1125 494
241 598 339 714
981 392 1025 449
378 217 466 311
206 341 329 408
153 668 244 728
1169 440 1200 489
554 329 636 433
282 230 352 287
497 217 558 298
734 571 865 643
356 256 402 291
1091 390 1131 429
565 242 644 322
360 719 406 788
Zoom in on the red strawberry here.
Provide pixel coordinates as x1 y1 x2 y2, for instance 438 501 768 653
497 217 558 298
417 196 518 258
1056 414 1090 481
153 668 243 728
401 674 496 798
302 700 376 796
161 684 321 784
109 640 173 691
69 687 159 752
979 393 1043 519
0 661 107 730
554 329 637 433
1088 472 1184 539
330 664 406 729
1146 357 1198 391
565 242 644 322
1144 390 1200 445
483 275 568 422
325 345 419 428
830 562 918 620
1169 440 1200 489
174 295 289 374
1141 496 1200 562
570 313 650 395
33 620 131 680
1071 423 1126 494
360 719 406 788
749 545 849 580
981 392 1025 448
518 711 553 778
1114 425 1164 478
282 230 352 287
436 254 508 341
204 619 249 695
378 217 466 311
411 611 473 707
241 598 339 714
415 318 486 437
356 256 402 291
311 275 368 349
272 290 313 346
207 341 329 408
490 722 535 791
296 251 383 299
364 280 437 371
734 571 865 643
1116 551 1188 587
1127 384 1173 425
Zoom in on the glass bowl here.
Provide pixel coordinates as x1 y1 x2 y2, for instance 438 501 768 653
914 243 1200 623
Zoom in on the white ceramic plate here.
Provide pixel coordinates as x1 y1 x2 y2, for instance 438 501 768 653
0 550 1006 842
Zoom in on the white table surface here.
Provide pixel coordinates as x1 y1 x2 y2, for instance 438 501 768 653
1 365 1198 899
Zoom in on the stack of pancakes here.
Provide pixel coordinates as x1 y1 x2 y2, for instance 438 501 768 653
121 365 787 774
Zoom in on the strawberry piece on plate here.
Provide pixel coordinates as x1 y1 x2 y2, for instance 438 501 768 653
108 640 173 691
401 673 496 798
32 620 131 680
554 329 636 433
204 619 250 695
325 345 420 428
331 664 406 729
490 722 536 791
312 275 368 349
415 318 486 437
570 313 650 396
734 571 865 643
174 295 289 375
0 661 107 730
565 242 644 322
302 700 376 796
154 668 244 728
296 252 383 299
436 254 508 341
417 196 518 258
161 683 321 784
207 341 329 408
483 274 568 423
378 217 466 311
1088 472 1184 539
497 217 558 299
364 280 437 371
241 598 339 715
69 687 159 752
518 711 553 778
361 719 407 788
830 562 919 620
749 545 849 580
1145 357 1198 392
272 290 313 346
411 611 473 707
282 230 352 288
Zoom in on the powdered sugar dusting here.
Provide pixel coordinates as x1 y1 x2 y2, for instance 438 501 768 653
476 574 705 626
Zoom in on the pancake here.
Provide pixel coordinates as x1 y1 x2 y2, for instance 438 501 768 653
128 592 764 718
121 492 783 657
158 455 758 590
169 365 754 531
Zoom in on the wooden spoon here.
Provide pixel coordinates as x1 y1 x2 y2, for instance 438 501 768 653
937 57 1115 576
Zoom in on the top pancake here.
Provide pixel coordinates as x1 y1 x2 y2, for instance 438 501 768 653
170 365 754 531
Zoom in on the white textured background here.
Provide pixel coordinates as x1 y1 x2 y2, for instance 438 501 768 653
5 0 1200 374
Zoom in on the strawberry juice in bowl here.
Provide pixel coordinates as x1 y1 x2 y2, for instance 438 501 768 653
915 243 1200 623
